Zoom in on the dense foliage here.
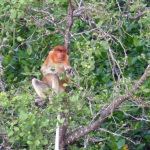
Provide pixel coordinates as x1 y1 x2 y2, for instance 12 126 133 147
0 0 150 149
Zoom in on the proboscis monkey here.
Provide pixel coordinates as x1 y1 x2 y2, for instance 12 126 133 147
32 45 72 105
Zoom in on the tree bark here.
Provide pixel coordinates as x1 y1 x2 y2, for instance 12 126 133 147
0 54 4 91
59 0 74 149
64 0 74 51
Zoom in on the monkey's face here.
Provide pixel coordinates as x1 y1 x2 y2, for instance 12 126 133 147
54 50 66 63
53 46 67 63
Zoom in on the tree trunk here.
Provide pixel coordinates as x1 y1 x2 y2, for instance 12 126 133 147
55 1 74 149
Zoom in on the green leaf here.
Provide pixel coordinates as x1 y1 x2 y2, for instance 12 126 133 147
63 109 69 113
130 5 136 12
8 130 14 137
59 118 65 124
21 72 32 76
108 142 118 150
19 132 24 137
33 72 41 77
17 36 24 42
81 61 87 66
9 137 15 143
27 45 32 55
27 141 33 145
35 139 40 146
27 135 34 141
19 0 25 4
97 21 103 27
17 11 24 19
71 95 79 102
46 0 53 4
110 134 116 142
19 111 28 121
63 83 68 87
41 138 48 145
133 37 139 47
100 41 109 50
137 144 145 150
117 139 125 149
41 119 49 127
84 68 89 74
37 133 43 140
135 122 140 129
10 9 17 19
33 43 39 51
24 66 30 72
14 127 19 132
2 55 12 66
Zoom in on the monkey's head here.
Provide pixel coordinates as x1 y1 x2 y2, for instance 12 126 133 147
53 46 67 63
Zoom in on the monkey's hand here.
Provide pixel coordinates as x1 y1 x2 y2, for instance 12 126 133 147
65 66 72 74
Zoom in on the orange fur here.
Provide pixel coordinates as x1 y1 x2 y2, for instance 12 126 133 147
32 46 72 101
41 46 71 91
43 46 68 65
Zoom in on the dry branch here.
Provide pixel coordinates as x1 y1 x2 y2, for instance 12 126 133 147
0 54 4 91
64 0 74 50
119 12 146 20
31 8 65 37
73 6 101 17
0 132 7 136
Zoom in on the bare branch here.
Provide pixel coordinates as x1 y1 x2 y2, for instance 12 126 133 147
64 0 74 50
86 137 106 143
121 111 150 122
31 9 65 37
73 5 147 20
45 18 65 37
99 128 140 145
119 12 146 20
73 6 97 17
0 45 9 51
73 6 104 17
31 8 51 16
0 49 5 91
0 132 7 136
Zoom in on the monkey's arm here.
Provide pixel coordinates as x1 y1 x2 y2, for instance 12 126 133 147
64 55 72 73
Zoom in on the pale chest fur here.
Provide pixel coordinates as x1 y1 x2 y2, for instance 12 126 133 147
49 60 64 70
54 63 65 72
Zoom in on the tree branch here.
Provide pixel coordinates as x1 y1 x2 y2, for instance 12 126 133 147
73 5 146 21
64 0 74 50
31 9 65 37
119 12 146 20
73 6 101 17
0 132 7 136
64 65 150 146
59 1 74 149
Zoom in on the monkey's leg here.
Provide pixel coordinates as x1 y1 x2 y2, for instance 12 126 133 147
51 75 59 94
59 81 66 93
32 78 49 98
